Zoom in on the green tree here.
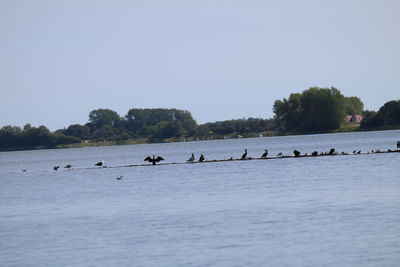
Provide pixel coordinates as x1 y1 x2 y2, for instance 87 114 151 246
64 124 91 139
344 96 364 115
88 109 122 130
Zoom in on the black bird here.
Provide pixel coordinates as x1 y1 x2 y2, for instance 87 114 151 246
397 141 400 149
199 154 205 162
311 151 318 156
187 153 195 163
95 161 104 167
144 155 164 165
357 150 361 154
53 166 60 171
64 164 73 169
293 149 301 157
353 150 357 154
276 152 283 157
116 175 123 180
261 149 268 158
241 149 248 160
328 148 335 155
22 169 27 172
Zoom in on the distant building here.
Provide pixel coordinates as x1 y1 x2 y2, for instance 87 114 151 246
345 115 363 123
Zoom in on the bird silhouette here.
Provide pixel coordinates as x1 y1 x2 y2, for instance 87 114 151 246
64 164 73 169
199 154 205 162
187 153 195 163
144 155 164 165
53 166 60 171
311 151 318 156
293 149 301 157
276 152 283 157
397 141 400 149
241 149 248 160
328 148 335 155
116 175 123 180
95 161 104 167
261 149 268 158
22 169 27 172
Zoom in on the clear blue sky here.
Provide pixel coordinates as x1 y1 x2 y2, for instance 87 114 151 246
1 0 399 130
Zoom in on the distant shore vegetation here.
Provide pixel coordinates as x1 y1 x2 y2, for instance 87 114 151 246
1 87 399 151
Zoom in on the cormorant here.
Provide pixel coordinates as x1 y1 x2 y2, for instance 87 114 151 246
199 154 205 162
64 164 73 169
261 149 268 158
116 175 123 180
397 141 400 148
328 148 335 155
144 155 164 165
53 166 60 171
95 161 104 167
293 149 301 157
311 151 318 156
241 149 248 160
187 153 195 163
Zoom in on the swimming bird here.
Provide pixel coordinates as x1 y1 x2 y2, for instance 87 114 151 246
116 175 123 180
95 161 104 167
261 149 268 158
241 149 248 160
53 166 60 171
144 155 164 165
328 148 336 155
187 153 195 163
22 169 27 172
276 152 283 157
293 149 301 157
64 164 73 169
199 154 205 162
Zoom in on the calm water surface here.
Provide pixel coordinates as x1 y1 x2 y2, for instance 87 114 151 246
1 130 400 266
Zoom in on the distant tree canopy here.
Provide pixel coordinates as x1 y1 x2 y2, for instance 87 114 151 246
273 87 361 132
361 100 400 129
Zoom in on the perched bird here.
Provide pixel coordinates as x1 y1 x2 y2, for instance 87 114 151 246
64 164 73 169
53 166 60 171
187 153 195 163
293 149 301 157
95 161 104 167
276 152 283 157
357 150 361 154
199 154 205 162
328 148 335 155
260 149 268 159
311 151 318 156
144 155 164 165
241 149 248 160
397 141 400 149
116 175 123 180
353 150 357 154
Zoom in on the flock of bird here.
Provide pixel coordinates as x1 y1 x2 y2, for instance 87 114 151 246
20 141 400 178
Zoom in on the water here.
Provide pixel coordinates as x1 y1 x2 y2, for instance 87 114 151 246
1 130 399 266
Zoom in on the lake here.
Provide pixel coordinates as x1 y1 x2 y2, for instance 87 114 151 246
0 130 399 266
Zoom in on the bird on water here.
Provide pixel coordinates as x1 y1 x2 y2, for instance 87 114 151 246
293 149 301 157
276 152 283 157
95 161 104 167
261 149 268 159
64 164 73 169
116 175 123 180
53 166 60 171
241 149 248 160
199 154 205 162
187 153 195 163
144 155 164 165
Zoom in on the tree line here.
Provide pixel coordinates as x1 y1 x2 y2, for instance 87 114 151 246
1 88 399 150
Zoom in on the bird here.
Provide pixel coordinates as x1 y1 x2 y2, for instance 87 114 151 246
187 153 195 163
53 166 60 171
353 150 357 154
293 149 301 157
22 169 27 172
199 154 205 162
144 155 164 165
241 149 248 160
261 149 268 158
95 161 104 167
397 141 400 149
116 175 123 180
311 151 318 156
276 152 283 157
328 148 335 155
64 164 73 169
357 150 361 154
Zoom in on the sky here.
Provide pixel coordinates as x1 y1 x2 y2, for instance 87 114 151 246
0 0 399 130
